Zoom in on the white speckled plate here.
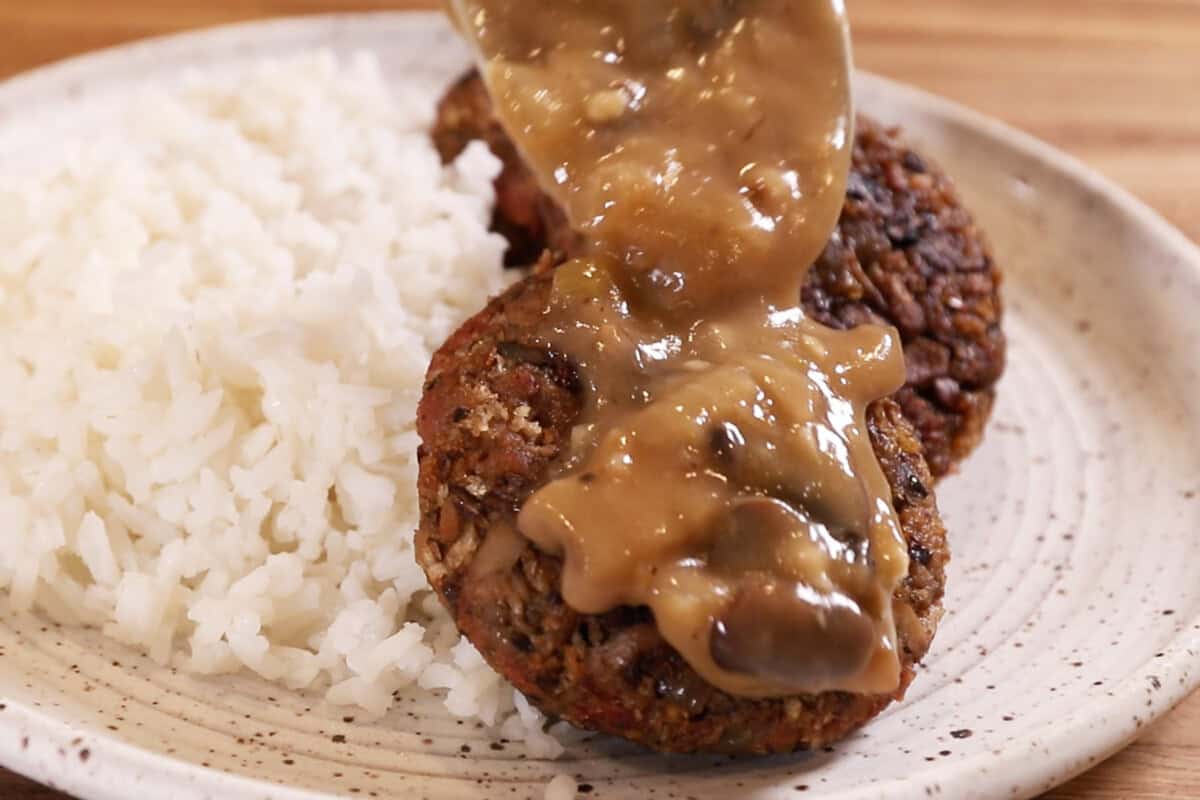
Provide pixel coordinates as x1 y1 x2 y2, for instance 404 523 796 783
1 12 1199 800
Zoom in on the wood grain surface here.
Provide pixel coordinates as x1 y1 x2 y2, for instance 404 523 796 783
0 1 1197 798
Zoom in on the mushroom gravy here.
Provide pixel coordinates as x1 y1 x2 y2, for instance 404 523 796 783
449 0 910 696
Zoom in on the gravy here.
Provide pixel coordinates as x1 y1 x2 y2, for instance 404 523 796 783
449 0 911 697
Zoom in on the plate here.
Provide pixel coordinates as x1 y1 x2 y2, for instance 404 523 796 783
1 12 1198 800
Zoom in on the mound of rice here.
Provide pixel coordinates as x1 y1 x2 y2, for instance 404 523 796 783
0 51 561 756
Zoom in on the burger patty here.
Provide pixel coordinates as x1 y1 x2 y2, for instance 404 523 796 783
415 270 949 754
433 71 1005 478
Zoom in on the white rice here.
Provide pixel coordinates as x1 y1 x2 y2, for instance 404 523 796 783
0 50 562 755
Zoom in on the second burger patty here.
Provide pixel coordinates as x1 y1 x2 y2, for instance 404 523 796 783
433 71 1006 478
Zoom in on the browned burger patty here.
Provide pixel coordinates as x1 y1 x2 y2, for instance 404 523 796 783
415 270 949 754
432 71 577 269
433 71 1005 478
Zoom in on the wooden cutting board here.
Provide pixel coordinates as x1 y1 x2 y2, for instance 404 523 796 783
0 1 1196 797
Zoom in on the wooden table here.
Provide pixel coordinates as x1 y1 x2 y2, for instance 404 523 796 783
0 1 1197 797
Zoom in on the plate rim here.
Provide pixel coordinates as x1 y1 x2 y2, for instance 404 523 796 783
0 11 1197 800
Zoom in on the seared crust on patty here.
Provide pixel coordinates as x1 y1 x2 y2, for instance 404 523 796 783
433 71 1005 477
416 271 948 754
